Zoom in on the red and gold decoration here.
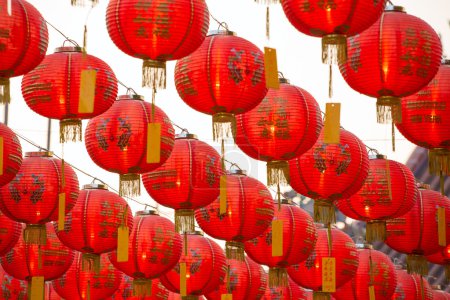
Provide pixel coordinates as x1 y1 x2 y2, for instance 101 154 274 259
289 128 369 224
0 264 27 299
21 46 118 143
52 252 122 300
0 151 79 245
392 267 433 300
263 277 309 300
174 30 267 141
0 122 22 187
106 0 209 90
85 94 175 197
244 200 317 287
108 276 170 300
195 169 274 260
0 210 21 256
335 155 417 242
426 246 450 281
110 210 182 297
0 0 48 103
143 133 222 233
235 77 323 187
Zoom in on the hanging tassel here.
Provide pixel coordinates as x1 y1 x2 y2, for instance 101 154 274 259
59 119 82 143
212 113 236 142
268 267 288 287
86 280 91 300
266 160 290 186
376 96 402 124
322 34 347 65
313 292 331 300
83 25 88 53
328 64 333 99
392 122 396 152
71 0 99 7
254 0 280 4
429 148 450 176
225 241 245 261
266 6 270 40
119 173 140 197
366 221 387 243
24 224 47 245
406 254 428 276
142 59 166 90
175 209 195 233
313 200 336 224
222 264 233 299
132 279 152 296
29 277 44 300
0 78 10 104
82 253 101 274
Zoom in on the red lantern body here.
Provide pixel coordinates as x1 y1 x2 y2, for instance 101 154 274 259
0 264 27 299
21 47 118 142
195 170 274 258
85 94 175 197
0 123 22 187
235 80 323 186
263 277 308 300
53 252 122 300
143 135 222 232
392 269 433 300
432 288 450 300
426 249 450 280
289 128 369 224
0 210 21 257
159 232 227 298
45 283 64 300
288 228 358 295
0 0 48 103
108 276 169 300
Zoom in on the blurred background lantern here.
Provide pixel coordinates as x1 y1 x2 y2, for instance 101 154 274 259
335 155 417 242
0 0 48 103
235 77 323 187
21 46 118 143
426 246 450 281
85 94 175 197
143 133 222 233
0 210 21 256
45 283 64 300
53 252 122 300
195 169 274 260
263 277 309 300
110 210 182 297
0 122 22 187
0 264 27 299
174 30 267 142
108 276 170 300
106 0 209 90
431 285 450 300
289 128 369 224
0 151 79 245
392 266 433 300
244 200 317 287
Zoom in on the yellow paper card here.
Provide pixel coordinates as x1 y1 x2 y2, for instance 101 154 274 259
117 226 129 262
180 262 187 296
30 276 44 300
147 123 161 163
369 285 376 300
221 294 233 300
78 69 97 113
264 47 279 90
220 175 227 215
272 220 283 257
322 257 336 292
438 207 446 246
324 102 341 144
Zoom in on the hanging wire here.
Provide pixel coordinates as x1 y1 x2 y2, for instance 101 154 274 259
209 12 229 31
224 159 242 171
117 80 138 96
45 20 80 48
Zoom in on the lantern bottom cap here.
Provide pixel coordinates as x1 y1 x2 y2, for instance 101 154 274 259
376 96 402 124
267 160 290 187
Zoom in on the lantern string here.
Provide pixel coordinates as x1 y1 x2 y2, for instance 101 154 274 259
224 159 242 171
117 80 138 96
44 20 80 48
209 12 229 31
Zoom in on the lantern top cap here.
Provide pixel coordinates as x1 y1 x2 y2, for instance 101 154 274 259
416 182 431 190
369 154 387 160
228 169 247 176
55 46 83 53
431 285 442 290
25 151 53 158
83 183 108 190
385 5 405 13
279 78 290 84
176 132 198 140
208 30 237 37
136 210 159 216
186 231 204 236
117 94 145 101
356 243 373 249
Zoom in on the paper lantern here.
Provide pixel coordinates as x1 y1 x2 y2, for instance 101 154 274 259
106 0 209 89
45 283 63 300
235 78 323 187
0 151 79 245
71 0 98 7
0 0 48 103
244 200 317 287
391 268 433 300
21 46 118 143
385 186 450 276
335 155 417 242
0 122 22 187
108 276 170 300
174 30 267 141
168 293 206 300
142 133 222 233
159 232 227 298
426 246 450 281
339 6 442 124
53 252 122 300
0 210 21 256
55 184 133 273
0 264 28 299
289 128 369 224
281 0 386 64
85 94 175 197
195 170 274 260
263 277 309 300
432 286 450 300
110 210 182 297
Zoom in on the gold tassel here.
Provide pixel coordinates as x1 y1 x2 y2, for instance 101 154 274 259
366 221 386 243
83 25 88 53
392 122 396 152
0 77 10 104
429 148 450 176
322 34 347 65
119 174 140 197
184 232 188 256
60 119 82 143
175 209 195 233
82 253 101 274
254 0 280 4
314 292 331 300
266 6 270 40
70 0 99 7
313 200 336 224
23 224 47 245
225 241 245 261
142 59 166 90
212 113 236 142
132 279 152 297
266 160 290 186
268 267 288 287
376 96 402 124
406 254 428 276
86 280 91 300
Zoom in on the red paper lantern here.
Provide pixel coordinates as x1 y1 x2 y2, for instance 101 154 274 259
0 151 79 245
244 201 317 287
288 227 359 299
0 122 22 187
281 0 386 64
432 286 450 300
142 134 222 233
426 246 450 281
263 277 309 300
0 210 21 256
108 276 170 300
385 186 450 276
53 252 122 300
22 46 118 143
106 0 209 89
110 210 182 297
45 283 64 300
85 94 175 197
174 31 267 141
234 78 323 187
335 155 417 242
289 128 369 224
0 264 27 299
0 0 48 103
195 169 274 259
55 184 133 272
391 268 433 300
159 232 227 298
339 6 442 124
168 293 206 300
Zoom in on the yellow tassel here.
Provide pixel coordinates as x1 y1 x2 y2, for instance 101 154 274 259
429 148 450 176
119 174 141 197
406 254 428 276
314 200 336 224
86 280 91 300
314 292 331 300
0 137 4 176
272 220 283 257
376 96 402 124
323 103 341 144
254 0 280 4
70 0 98 6
266 160 290 186
321 258 336 292
82 253 101 274
117 225 129 262
83 25 88 53
266 7 270 40
212 113 236 142
60 119 82 143
147 123 161 163
0 77 10 104
322 34 347 65
132 279 152 296
78 69 97 113
183 232 188 256
366 221 386 243
142 59 166 90
175 209 195 233
264 47 279 89
268 267 288 287
438 207 446 246
220 175 227 215
180 262 187 297
23 224 47 245
61 157 66 188
58 193 66 231
225 241 245 261
29 277 44 300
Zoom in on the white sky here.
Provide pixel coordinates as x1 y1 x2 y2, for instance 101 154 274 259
3 0 450 216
